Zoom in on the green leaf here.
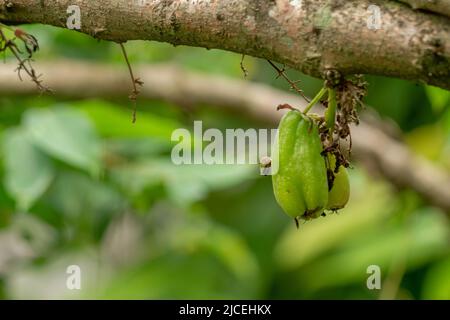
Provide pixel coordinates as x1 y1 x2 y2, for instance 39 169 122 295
426 86 450 113
164 163 256 206
23 107 101 175
111 159 255 206
442 108 450 133
201 224 259 280
422 258 450 299
294 208 448 292
46 171 125 220
77 100 180 140
2 128 54 211
96 251 255 299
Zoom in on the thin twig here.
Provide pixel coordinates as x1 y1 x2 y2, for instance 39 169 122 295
267 60 310 103
119 42 143 124
240 54 248 78
0 28 50 93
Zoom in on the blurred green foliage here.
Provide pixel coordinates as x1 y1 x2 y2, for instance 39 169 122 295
0 25 448 300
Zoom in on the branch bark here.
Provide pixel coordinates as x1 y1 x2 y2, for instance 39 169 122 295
1 60 449 212
0 0 449 90
398 0 450 19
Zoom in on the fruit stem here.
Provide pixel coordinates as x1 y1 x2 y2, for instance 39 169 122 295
326 88 337 134
303 87 327 114
0 23 13 31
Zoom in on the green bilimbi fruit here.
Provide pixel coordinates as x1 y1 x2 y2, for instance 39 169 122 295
272 110 329 221
326 155 350 211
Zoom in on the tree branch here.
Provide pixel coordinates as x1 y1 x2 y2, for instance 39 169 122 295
351 123 450 213
0 0 449 90
1 60 449 212
397 0 450 19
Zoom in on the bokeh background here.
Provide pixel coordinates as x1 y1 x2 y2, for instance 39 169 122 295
0 25 449 299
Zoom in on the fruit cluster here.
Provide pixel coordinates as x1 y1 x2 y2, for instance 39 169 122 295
272 110 350 226
270 77 365 227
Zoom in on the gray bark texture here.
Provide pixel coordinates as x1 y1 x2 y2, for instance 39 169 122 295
398 0 450 18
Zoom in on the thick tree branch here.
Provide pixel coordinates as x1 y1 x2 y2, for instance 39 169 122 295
0 0 449 90
1 60 449 212
351 124 450 213
398 0 450 19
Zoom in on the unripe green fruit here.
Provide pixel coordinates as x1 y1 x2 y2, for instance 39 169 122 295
326 156 350 211
272 110 329 221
